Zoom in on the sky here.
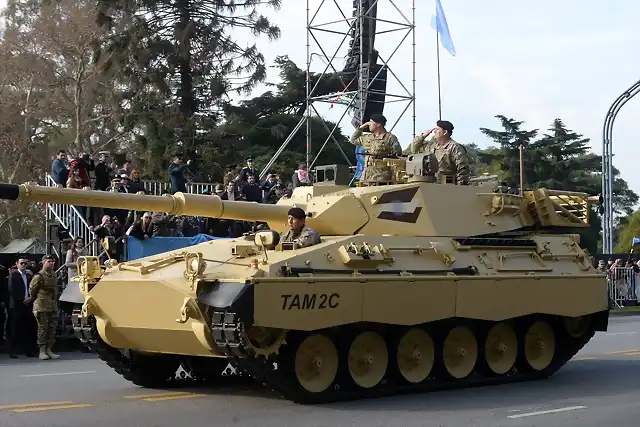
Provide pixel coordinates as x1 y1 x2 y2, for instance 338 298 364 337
1 0 639 197
235 0 640 198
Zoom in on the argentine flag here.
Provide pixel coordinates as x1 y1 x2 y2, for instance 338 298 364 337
431 0 456 57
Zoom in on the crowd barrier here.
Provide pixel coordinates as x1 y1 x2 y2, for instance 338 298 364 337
606 266 639 308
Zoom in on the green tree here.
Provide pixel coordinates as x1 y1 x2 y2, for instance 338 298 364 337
479 115 538 187
94 0 282 176
465 143 502 177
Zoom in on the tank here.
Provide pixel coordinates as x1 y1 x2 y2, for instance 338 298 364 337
0 155 609 404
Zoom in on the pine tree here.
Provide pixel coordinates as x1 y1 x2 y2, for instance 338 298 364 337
531 119 595 192
479 115 538 188
94 0 282 176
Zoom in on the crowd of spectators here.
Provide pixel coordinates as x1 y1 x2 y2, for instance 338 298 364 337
50 150 311 260
0 257 40 357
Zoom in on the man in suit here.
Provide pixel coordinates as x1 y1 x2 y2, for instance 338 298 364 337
8 257 37 358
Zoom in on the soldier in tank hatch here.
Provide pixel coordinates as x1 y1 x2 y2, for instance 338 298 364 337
350 114 403 183
411 120 471 185
280 207 321 248
29 255 60 361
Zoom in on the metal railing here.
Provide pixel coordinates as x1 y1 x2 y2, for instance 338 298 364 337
44 174 99 256
141 181 218 196
605 266 640 308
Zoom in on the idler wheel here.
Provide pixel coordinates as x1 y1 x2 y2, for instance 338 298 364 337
348 331 388 389
396 328 434 383
294 334 339 393
524 320 555 371
442 325 478 379
484 322 517 375
564 316 590 338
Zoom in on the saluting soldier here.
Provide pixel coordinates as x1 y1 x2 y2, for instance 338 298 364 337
279 207 321 248
411 120 471 185
29 255 60 361
350 114 403 183
237 156 259 184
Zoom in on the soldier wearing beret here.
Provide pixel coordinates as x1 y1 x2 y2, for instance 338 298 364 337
280 207 321 248
411 120 470 185
350 114 403 184
29 255 60 360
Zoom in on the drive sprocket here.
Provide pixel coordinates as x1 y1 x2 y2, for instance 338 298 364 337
241 325 288 358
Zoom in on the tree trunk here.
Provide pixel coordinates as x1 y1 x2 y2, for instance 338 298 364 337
176 0 195 150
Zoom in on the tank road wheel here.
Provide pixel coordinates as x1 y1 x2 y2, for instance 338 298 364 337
484 322 518 375
348 331 389 389
396 328 435 383
294 333 339 394
523 320 555 371
564 316 590 338
442 325 478 379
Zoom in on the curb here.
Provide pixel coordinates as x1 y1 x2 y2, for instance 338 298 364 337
610 309 640 317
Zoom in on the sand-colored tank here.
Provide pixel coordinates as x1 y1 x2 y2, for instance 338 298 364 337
0 154 609 403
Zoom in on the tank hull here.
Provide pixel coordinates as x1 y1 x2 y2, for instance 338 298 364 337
71 233 609 403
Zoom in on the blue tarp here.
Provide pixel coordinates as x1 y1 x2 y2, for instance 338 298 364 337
126 234 227 260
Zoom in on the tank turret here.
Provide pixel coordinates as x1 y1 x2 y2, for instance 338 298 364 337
0 153 599 237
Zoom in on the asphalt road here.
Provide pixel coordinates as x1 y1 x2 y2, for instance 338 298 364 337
1 317 639 427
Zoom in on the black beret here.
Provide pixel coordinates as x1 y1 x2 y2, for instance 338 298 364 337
436 120 454 134
370 114 387 126
245 156 254 161
288 207 306 220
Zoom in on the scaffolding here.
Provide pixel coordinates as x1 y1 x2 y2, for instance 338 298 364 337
260 0 416 179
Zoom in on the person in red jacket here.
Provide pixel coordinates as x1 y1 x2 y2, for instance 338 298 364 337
69 153 94 188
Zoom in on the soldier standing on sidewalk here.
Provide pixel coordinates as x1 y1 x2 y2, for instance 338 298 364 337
28 255 60 360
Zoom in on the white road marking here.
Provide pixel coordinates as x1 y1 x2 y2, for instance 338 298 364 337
21 371 96 378
507 406 587 419
605 332 637 336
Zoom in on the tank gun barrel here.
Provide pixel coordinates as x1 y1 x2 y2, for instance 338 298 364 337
0 183 291 223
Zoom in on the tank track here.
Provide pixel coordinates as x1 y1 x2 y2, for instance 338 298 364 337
211 309 597 404
71 309 232 387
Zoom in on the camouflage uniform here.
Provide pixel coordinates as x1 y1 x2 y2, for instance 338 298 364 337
351 129 402 182
280 226 321 248
411 134 470 185
29 268 59 357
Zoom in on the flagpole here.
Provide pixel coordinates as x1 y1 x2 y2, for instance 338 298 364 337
436 28 442 119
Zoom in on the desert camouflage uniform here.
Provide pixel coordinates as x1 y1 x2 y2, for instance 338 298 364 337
29 269 59 350
411 134 470 185
351 128 403 182
280 226 321 248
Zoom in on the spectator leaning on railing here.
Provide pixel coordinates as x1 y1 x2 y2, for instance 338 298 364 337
126 212 153 241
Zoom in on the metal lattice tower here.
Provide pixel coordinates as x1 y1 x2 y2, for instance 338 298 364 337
260 0 416 178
